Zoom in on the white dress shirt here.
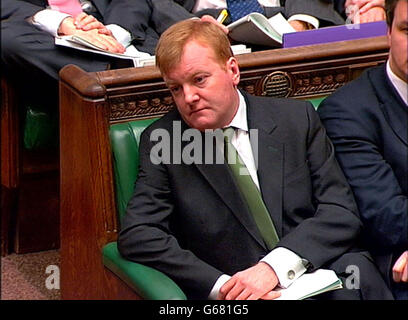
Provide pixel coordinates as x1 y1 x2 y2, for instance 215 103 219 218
208 90 307 299
386 60 408 106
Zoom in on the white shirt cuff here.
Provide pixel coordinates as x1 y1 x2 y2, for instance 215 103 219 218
288 14 320 29
208 274 231 300
261 247 307 288
32 9 71 37
106 24 132 47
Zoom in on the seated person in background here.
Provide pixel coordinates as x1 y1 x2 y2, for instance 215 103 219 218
318 0 407 300
335 0 386 23
118 18 393 300
163 0 347 30
1 0 188 110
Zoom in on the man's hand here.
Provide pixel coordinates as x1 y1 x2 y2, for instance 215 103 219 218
200 15 229 34
58 16 125 53
359 6 386 23
345 0 386 23
289 20 312 31
218 262 281 300
345 0 385 11
74 12 112 36
392 251 408 283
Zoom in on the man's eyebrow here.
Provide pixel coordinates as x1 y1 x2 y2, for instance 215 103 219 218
397 21 408 28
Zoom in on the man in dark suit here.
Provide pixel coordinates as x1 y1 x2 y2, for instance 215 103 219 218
318 0 407 300
1 0 164 107
1 0 157 77
118 18 392 300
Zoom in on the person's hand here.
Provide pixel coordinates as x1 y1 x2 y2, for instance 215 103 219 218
200 15 229 34
74 29 125 53
58 16 125 53
74 12 112 36
345 0 386 23
345 0 385 11
392 251 408 283
289 20 312 31
218 262 281 300
359 6 386 23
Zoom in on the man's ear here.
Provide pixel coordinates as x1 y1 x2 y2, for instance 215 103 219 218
387 27 392 47
227 57 240 86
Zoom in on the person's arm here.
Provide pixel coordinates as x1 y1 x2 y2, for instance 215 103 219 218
318 88 408 252
32 10 125 53
284 0 345 26
217 102 361 300
1 0 44 20
118 125 224 300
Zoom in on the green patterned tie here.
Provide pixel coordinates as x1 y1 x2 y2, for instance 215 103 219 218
223 127 279 250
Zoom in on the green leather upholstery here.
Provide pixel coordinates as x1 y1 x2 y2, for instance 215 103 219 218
307 96 326 110
102 118 187 300
109 119 158 222
24 106 58 150
103 242 186 300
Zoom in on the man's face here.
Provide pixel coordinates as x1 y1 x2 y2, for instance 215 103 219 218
163 40 240 131
388 0 408 82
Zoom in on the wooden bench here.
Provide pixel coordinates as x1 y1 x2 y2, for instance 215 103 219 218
1 75 59 256
58 36 389 299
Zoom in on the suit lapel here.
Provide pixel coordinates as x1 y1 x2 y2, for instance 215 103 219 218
371 66 408 147
195 161 266 249
185 122 267 249
245 93 284 239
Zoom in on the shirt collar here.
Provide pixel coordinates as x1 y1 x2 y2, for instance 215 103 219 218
386 60 408 106
226 90 248 132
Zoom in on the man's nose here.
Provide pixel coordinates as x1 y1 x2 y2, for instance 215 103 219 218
183 85 199 104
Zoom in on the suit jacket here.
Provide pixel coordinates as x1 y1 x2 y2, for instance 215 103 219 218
118 91 368 299
318 65 408 298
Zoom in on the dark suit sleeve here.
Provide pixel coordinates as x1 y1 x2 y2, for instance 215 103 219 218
102 0 152 44
103 0 193 55
318 93 408 253
118 127 223 299
283 0 345 26
278 102 362 269
1 0 45 20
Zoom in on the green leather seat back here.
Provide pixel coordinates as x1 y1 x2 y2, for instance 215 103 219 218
109 118 159 222
106 117 187 300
